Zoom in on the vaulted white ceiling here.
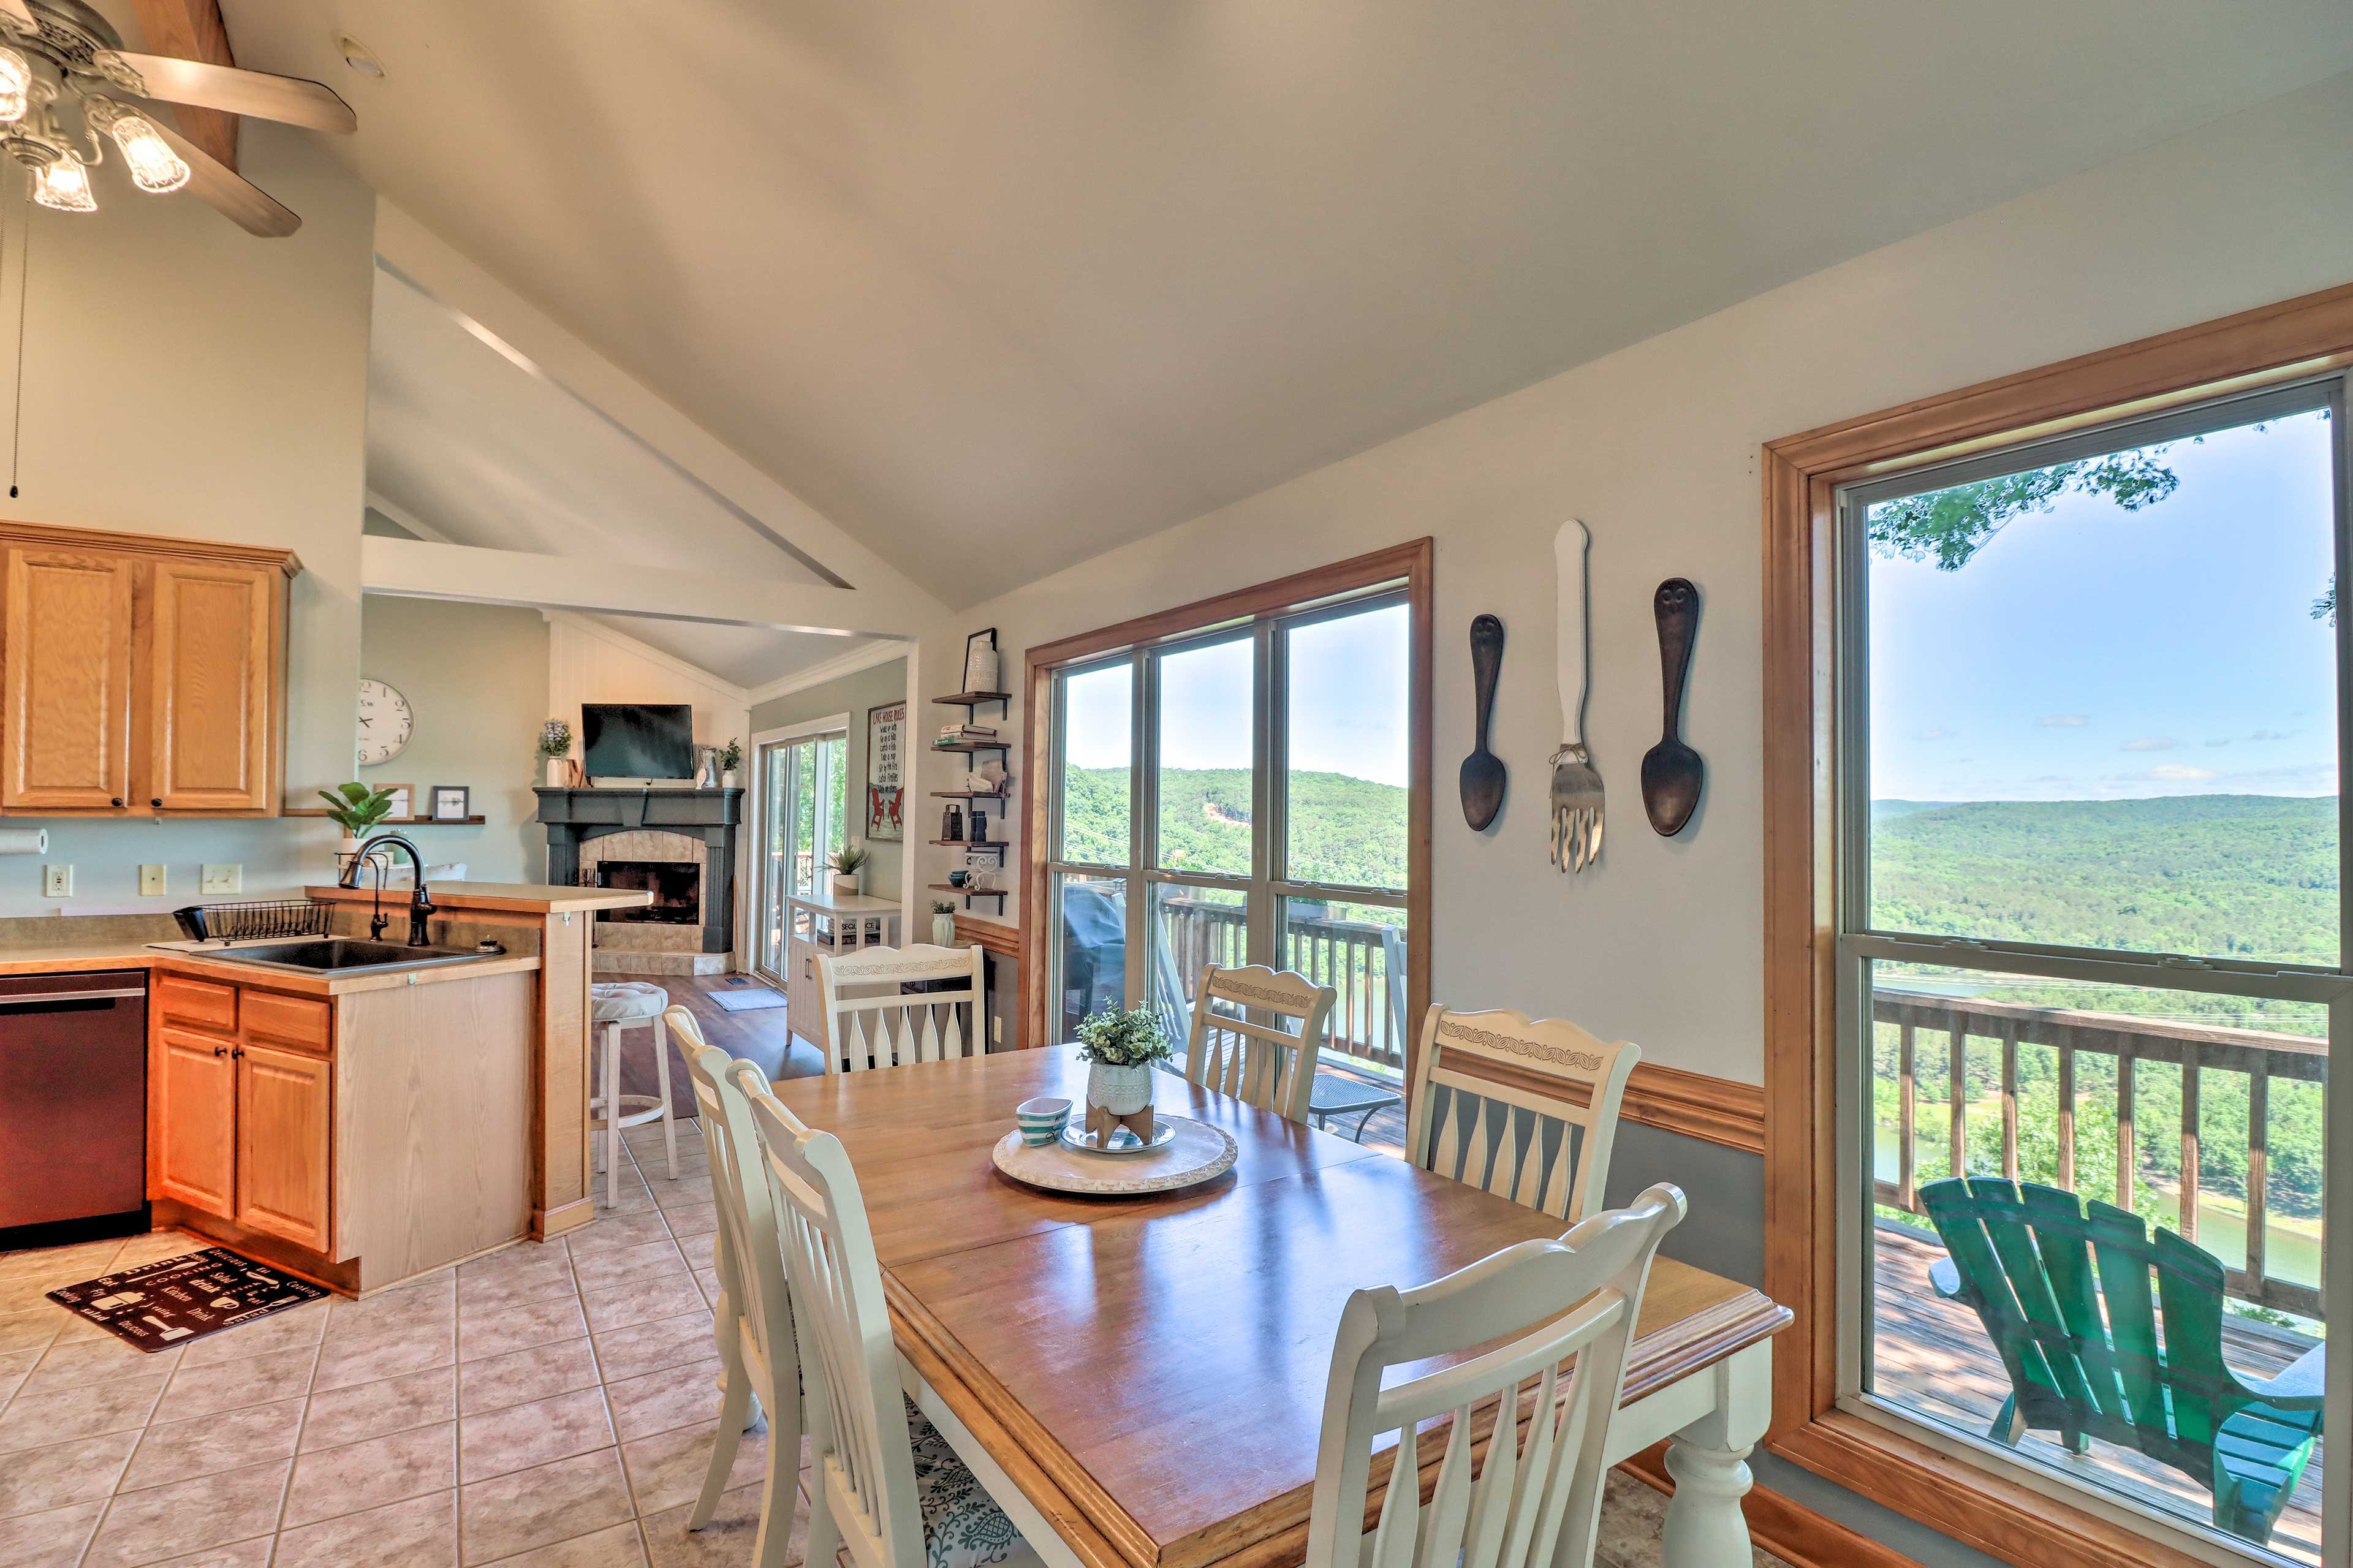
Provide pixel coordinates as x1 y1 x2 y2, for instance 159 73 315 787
237 1 2353 610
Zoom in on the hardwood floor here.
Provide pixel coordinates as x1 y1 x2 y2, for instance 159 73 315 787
597 970 825 1118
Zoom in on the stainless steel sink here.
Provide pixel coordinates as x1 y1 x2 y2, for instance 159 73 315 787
200 937 488 975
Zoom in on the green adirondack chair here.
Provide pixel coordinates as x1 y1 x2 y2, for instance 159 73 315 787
1919 1176 2326 1547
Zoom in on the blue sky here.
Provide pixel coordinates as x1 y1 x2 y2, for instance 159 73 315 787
1868 408 2340 803
1063 602 1409 786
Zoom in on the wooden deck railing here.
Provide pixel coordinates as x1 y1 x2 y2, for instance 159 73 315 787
1873 989 2326 1319
1156 896 1408 1073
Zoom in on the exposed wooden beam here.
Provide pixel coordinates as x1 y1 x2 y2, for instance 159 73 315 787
359 536 929 642
128 0 237 171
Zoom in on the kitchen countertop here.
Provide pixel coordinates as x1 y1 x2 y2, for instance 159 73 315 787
0 941 542 996
305 883 654 914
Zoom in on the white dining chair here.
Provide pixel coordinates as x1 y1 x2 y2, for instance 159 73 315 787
817 942 987 1073
741 1083 1041 1568
667 1008 802 1565
1180 963 1335 1124
1303 1184 1687 1568
1405 1004 1640 1224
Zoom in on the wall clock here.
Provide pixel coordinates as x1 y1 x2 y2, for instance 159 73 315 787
357 678 414 767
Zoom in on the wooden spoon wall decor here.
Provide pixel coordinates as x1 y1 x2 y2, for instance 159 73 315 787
1460 614 1507 830
1640 578 1704 835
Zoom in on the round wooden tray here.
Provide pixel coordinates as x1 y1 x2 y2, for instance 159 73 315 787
991 1115 1238 1197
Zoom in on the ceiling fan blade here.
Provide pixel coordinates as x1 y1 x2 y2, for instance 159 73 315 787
101 51 356 134
0 0 34 32
139 111 300 237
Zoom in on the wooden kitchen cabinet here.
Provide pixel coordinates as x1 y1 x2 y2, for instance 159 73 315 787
235 1043 332 1251
0 522 296 817
152 1025 236 1218
2 546 135 810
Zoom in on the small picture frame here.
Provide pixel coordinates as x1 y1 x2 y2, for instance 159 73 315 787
377 784 414 820
430 786 471 822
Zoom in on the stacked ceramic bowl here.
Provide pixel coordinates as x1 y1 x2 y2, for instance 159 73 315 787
1015 1097 1072 1147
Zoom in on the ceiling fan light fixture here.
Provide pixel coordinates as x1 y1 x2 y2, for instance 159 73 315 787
0 47 29 124
100 108 189 193
32 153 94 213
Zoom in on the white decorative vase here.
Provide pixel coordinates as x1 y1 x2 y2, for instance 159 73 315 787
830 872 860 898
1086 1061 1154 1117
544 757 567 787
930 912 956 946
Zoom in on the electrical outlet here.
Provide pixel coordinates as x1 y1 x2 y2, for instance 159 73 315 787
139 864 166 896
991 1014 1003 1043
42 863 71 898
201 863 241 895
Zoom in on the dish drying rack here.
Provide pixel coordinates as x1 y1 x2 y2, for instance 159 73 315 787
171 897 335 944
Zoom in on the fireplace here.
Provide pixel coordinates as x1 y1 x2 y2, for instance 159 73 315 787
536 787 742 975
596 862 702 925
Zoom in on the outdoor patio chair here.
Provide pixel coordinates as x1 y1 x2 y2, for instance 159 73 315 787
1920 1176 2326 1548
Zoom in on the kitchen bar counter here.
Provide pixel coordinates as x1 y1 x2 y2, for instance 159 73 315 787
305 883 653 914
0 942 539 996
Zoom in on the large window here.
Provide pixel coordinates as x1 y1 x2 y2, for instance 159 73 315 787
1029 547 1430 1119
1836 384 2344 1564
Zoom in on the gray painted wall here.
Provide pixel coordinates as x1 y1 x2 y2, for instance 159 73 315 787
748 659 912 895
357 596 553 883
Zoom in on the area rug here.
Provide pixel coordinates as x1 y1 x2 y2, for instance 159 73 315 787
710 987 788 1012
45 1246 330 1352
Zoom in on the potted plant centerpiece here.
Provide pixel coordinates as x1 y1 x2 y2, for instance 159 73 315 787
316 782 398 878
828 840 870 897
1074 1002 1172 1145
930 900 957 946
718 737 744 789
537 720 572 787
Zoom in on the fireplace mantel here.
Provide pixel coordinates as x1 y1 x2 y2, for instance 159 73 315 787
536 787 742 963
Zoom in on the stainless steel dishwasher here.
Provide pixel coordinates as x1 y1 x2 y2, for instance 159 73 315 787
0 970 149 1250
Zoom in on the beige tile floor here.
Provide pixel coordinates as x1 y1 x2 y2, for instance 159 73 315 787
0 1116 1784 1568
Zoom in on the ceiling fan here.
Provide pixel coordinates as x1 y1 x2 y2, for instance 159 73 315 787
0 0 354 237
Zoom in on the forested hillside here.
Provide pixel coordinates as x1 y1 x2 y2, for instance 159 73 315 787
1059 766 1406 887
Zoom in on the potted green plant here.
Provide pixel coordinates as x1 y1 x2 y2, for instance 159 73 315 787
718 737 744 789
828 839 870 897
1074 1002 1172 1125
930 899 957 946
537 719 573 788
316 781 397 876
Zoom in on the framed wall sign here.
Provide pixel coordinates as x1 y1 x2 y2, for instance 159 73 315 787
430 786 471 822
377 783 414 820
866 701 906 841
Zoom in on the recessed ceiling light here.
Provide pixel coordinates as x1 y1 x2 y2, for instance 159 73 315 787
339 36 384 78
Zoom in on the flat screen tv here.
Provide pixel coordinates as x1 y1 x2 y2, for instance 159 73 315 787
582 703 695 781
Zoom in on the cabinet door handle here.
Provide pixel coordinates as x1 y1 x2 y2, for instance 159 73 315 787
212 1045 227 1057
109 797 122 807
151 798 162 808
230 1047 244 1059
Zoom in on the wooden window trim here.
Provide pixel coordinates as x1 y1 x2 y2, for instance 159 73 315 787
1020 539 1433 1064
1762 278 2353 1567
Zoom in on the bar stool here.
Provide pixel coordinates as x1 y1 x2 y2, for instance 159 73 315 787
589 980 678 1208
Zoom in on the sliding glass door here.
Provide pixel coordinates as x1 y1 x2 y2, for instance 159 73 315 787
753 726 846 984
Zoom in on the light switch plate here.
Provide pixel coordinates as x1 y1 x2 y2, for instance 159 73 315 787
201 863 241 895
139 864 165 896
42 864 71 897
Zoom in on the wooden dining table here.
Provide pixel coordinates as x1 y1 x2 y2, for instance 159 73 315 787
769 1050 1790 1568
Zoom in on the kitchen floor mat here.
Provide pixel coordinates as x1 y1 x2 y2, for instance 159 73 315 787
45 1245 330 1352
709 987 787 1012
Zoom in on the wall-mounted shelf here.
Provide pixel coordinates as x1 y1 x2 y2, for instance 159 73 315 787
931 739 1008 754
930 839 1009 849
282 810 488 825
931 790 1010 800
932 882 1007 907
932 691 1011 708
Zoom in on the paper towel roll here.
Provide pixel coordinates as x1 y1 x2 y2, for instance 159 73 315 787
0 828 47 855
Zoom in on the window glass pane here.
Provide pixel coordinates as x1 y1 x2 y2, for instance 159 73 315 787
1865 406 2340 964
1865 960 2325 1562
821 735 847 873
1282 895 1409 1151
757 742 791 977
1056 873 1127 1043
1157 636 1253 876
794 741 819 895
1148 883 1249 1047
1284 604 1409 889
1059 662 1131 864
